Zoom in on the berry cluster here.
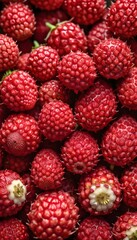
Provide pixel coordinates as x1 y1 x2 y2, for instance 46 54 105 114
0 0 137 239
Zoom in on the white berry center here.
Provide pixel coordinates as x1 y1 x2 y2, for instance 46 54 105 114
89 183 116 212
124 226 137 240
7 179 26 205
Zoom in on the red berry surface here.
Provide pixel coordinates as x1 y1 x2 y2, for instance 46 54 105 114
0 3 35 41
75 78 117 132
58 51 97 93
0 70 38 112
38 100 76 142
16 53 30 71
0 34 19 72
101 115 137 166
0 170 27 217
29 0 64 10
0 218 29 240
27 45 59 82
28 191 79 240
93 38 133 79
77 216 113 240
61 130 99 174
1 114 41 156
30 148 64 190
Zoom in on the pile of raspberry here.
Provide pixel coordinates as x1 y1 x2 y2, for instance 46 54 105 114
0 0 137 239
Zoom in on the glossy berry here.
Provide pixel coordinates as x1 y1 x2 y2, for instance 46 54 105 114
75 78 117 132
29 0 64 10
61 130 99 174
77 216 113 240
0 34 19 72
0 218 29 240
27 45 59 82
1 114 41 156
64 0 106 25
0 3 35 41
117 67 137 110
78 166 121 215
0 170 27 217
93 38 133 79
47 22 87 56
16 53 29 71
0 70 38 112
30 148 64 190
28 191 79 240
101 115 137 167
38 100 76 142
58 51 97 93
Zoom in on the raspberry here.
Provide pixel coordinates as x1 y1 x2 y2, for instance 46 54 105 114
38 100 76 142
28 191 79 240
61 130 99 174
16 53 29 71
0 34 19 72
75 78 117 132
58 51 97 93
93 38 133 79
30 148 64 190
0 70 38 112
0 3 36 41
1 114 41 156
29 0 64 10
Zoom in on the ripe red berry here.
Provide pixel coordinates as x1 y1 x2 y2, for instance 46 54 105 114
93 38 133 79
107 0 137 38
112 212 137 240
75 78 117 132
1 114 41 156
16 53 29 71
0 70 38 112
0 3 36 41
101 115 137 167
0 34 19 72
29 0 64 10
117 67 137 110
77 216 113 240
28 191 79 240
27 45 59 82
30 148 64 190
0 218 29 240
64 0 106 25
0 170 27 217
38 100 76 142
78 166 121 215
58 51 97 93
46 21 87 56
61 130 99 174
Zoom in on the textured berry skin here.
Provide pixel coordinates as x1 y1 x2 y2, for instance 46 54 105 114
0 170 27 217
77 216 113 240
39 80 70 105
101 115 137 167
47 22 87 57
112 212 137 240
0 218 29 240
27 46 59 82
0 3 35 41
128 38 137 67
16 53 29 71
64 0 106 25
29 0 64 10
93 38 133 79
61 130 99 174
78 166 121 215
58 51 96 93
0 148 3 169
22 173 36 203
3 154 30 174
107 0 137 38
38 100 76 142
87 20 112 53
75 79 117 132
34 9 68 44
28 191 79 240
121 163 137 208
1 70 38 112
0 34 19 72
117 67 137 110
1 114 41 156
31 148 64 190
